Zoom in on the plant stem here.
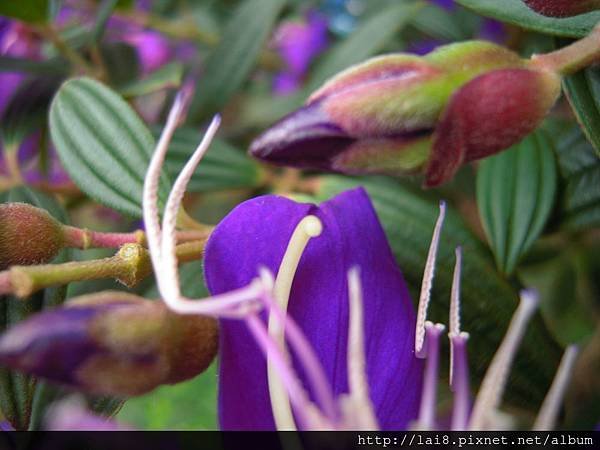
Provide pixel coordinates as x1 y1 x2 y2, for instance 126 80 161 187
531 24 600 75
0 240 206 298
37 24 96 76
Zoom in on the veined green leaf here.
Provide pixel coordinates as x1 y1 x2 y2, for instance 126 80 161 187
154 126 262 193
119 63 184 98
477 132 558 275
316 175 560 408
189 0 286 121
0 0 49 23
551 122 600 229
49 77 171 217
455 0 600 37
563 66 600 157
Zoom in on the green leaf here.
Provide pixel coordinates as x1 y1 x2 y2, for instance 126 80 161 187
307 1 422 91
316 175 561 408
455 0 600 37
154 126 263 192
476 132 558 275
0 0 49 23
0 56 68 76
0 187 69 430
118 62 184 98
189 0 286 121
50 77 171 218
552 123 600 229
100 42 140 87
1 76 62 149
563 65 600 157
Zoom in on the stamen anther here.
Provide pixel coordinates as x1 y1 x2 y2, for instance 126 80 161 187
417 321 445 430
533 345 579 431
415 201 446 357
469 290 539 430
268 215 323 430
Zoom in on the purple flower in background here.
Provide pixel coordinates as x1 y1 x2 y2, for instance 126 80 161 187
478 18 508 44
429 0 455 10
204 187 423 430
122 29 172 73
272 11 329 94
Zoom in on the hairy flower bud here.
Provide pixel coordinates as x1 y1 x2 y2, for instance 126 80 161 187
524 0 600 17
0 203 65 270
250 41 561 186
0 292 218 396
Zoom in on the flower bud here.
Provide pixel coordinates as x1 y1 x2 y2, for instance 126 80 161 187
249 41 561 186
524 0 600 17
0 292 218 396
0 203 65 270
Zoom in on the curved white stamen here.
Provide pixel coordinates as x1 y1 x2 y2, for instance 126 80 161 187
346 267 379 429
258 268 337 423
533 345 579 431
143 93 266 317
415 201 446 357
469 290 539 430
449 246 463 388
417 322 445 430
161 115 221 301
268 215 323 430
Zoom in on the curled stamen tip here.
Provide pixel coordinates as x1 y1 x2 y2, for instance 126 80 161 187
303 215 323 237
439 200 447 213
519 289 540 309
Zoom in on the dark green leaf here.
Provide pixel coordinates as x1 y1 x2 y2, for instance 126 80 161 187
552 123 600 229
50 77 171 218
99 42 140 87
189 0 286 120
0 0 49 23
563 66 600 157
307 1 422 91
455 0 600 37
476 132 558 275
1 76 63 149
316 175 561 408
154 126 262 192
0 56 68 76
118 63 184 98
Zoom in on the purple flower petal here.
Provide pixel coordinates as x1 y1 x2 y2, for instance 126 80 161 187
205 188 422 430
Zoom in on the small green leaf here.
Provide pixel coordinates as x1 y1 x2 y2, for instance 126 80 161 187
476 132 558 275
552 123 600 229
316 175 561 408
0 56 68 76
119 62 184 98
155 126 262 192
189 0 286 120
307 1 422 91
455 0 600 37
50 77 171 217
100 42 140 87
0 0 49 23
563 66 600 157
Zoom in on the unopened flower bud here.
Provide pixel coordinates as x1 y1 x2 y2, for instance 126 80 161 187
524 0 600 17
0 203 65 270
250 40 562 186
0 292 218 396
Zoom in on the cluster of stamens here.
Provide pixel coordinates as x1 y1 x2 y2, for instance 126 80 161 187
142 88 579 431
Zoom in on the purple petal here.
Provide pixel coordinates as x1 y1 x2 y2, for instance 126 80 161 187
205 188 422 430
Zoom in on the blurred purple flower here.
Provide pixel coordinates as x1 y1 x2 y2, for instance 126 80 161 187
205 187 423 430
429 0 455 10
272 11 329 94
478 18 508 44
46 398 131 431
122 29 172 73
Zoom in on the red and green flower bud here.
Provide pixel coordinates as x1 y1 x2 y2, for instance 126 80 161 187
0 203 65 270
250 40 562 186
524 0 600 17
0 292 218 396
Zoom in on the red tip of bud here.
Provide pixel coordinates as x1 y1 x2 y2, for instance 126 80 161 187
424 68 561 187
0 203 65 270
523 0 600 17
